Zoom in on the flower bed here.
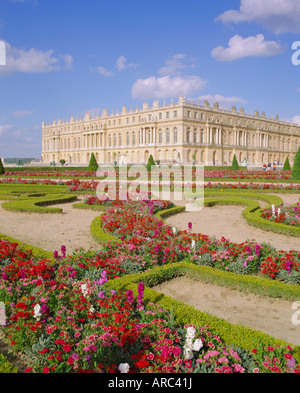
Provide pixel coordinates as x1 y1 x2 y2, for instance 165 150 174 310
1 241 299 373
262 204 300 228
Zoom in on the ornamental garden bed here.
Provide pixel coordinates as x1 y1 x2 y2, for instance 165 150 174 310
0 184 300 373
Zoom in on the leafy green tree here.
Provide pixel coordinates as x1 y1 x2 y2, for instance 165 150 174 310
283 157 291 171
0 158 5 175
146 154 156 172
231 154 239 170
88 153 98 171
60 159 66 167
292 148 300 180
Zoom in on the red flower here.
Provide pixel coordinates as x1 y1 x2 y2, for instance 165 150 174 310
63 344 72 353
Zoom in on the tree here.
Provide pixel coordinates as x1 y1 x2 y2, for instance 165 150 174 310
231 154 239 170
0 158 5 175
88 153 98 171
283 157 291 171
146 154 156 172
60 159 66 167
292 148 300 180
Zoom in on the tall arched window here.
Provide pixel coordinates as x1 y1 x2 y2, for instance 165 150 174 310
173 128 178 143
166 129 170 143
187 128 191 143
132 132 136 145
159 129 163 144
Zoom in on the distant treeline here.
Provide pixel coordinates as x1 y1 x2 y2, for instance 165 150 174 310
3 158 35 164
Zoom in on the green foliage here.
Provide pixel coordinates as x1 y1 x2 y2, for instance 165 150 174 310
283 157 291 171
292 147 300 180
146 154 156 172
1 193 77 214
60 159 66 166
0 354 18 373
0 158 5 175
231 154 240 170
88 153 98 171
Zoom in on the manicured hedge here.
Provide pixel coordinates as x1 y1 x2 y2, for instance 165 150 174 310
1 194 78 213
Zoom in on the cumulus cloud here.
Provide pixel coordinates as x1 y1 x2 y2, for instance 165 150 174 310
116 56 138 71
131 75 207 100
211 34 284 61
215 0 300 34
158 54 187 76
0 42 73 75
197 94 248 106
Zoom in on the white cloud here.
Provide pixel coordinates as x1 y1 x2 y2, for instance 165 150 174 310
211 34 284 61
131 75 207 100
0 125 13 136
116 56 138 71
158 54 187 76
197 94 248 106
215 0 300 34
12 110 35 117
93 66 113 77
292 116 300 124
0 42 73 75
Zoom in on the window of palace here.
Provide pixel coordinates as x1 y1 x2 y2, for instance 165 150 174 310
187 129 191 143
166 112 170 119
159 113 162 120
174 110 177 118
132 117 135 123
159 130 162 143
166 129 170 143
132 132 136 145
174 128 178 143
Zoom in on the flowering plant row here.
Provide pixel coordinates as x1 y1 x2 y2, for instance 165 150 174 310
89 197 300 282
2 169 292 181
261 203 300 228
1 241 299 373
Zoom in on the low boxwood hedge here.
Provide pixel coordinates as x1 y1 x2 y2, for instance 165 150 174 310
1 194 78 213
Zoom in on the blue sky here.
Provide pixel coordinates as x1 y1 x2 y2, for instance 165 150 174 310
1 0 300 158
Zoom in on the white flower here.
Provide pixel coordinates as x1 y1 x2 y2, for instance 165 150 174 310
33 304 41 321
89 306 95 313
186 327 196 338
183 346 194 360
119 363 130 373
192 339 203 351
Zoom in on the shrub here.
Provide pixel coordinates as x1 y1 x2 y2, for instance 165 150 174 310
146 154 156 172
88 153 98 172
283 157 291 171
292 148 300 180
0 158 5 175
231 154 240 170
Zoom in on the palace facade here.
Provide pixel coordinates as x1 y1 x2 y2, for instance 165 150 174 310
42 95 300 167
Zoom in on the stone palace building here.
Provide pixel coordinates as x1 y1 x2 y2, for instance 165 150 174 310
41 95 300 167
